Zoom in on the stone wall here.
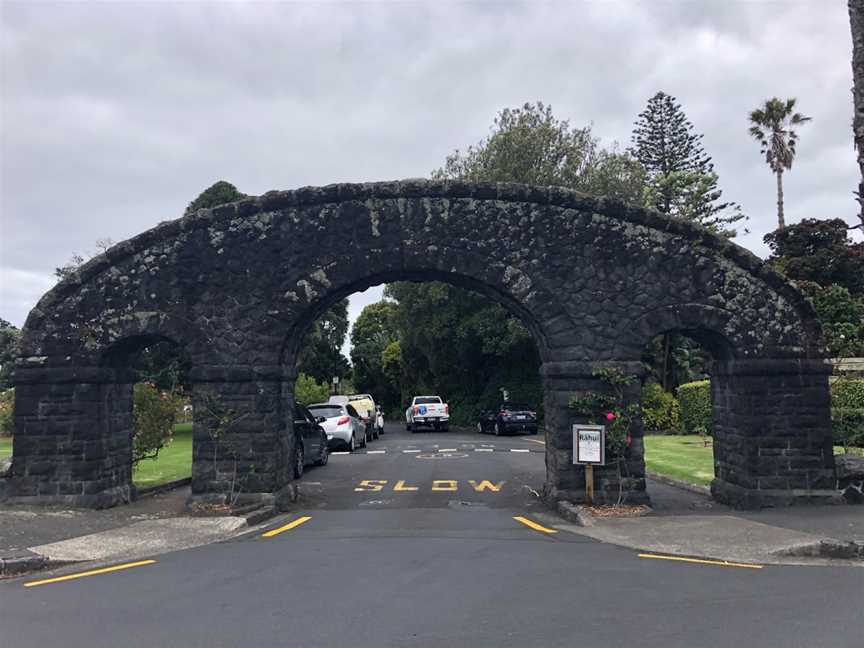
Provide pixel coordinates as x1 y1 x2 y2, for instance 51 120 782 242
4 180 834 509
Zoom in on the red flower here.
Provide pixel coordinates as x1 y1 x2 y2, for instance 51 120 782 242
605 412 616 421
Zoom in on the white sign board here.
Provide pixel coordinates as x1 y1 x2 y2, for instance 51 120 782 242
572 424 606 465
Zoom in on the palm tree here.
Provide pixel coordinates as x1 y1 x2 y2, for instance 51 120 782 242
851 0 864 228
748 98 811 230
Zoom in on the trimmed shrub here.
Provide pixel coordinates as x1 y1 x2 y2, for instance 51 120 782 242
0 387 13 436
294 372 330 406
641 382 681 433
677 380 712 435
831 378 864 449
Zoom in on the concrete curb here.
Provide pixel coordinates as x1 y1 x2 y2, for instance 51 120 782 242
772 539 864 560
0 553 48 577
556 501 594 527
646 471 711 496
136 477 192 498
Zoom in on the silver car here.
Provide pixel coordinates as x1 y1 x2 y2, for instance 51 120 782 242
308 402 367 452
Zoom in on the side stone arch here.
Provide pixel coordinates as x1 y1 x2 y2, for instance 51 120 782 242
3 180 836 509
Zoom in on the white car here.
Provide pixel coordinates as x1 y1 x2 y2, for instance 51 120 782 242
405 395 450 432
308 402 367 452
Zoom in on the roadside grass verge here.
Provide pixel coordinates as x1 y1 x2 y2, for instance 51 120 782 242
645 435 863 487
133 423 193 488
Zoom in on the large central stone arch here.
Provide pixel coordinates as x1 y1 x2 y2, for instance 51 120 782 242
4 181 836 509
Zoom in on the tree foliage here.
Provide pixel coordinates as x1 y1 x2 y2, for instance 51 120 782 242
0 319 21 390
350 301 400 411
631 91 745 235
184 180 248 216
434 101 645 203
132 383 181 465
297 299 351 384
294 373 330 406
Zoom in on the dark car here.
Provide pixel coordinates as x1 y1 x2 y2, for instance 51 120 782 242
477 402 538 436
293 404 329 477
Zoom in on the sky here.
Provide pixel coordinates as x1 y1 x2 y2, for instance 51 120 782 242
1 0 860 358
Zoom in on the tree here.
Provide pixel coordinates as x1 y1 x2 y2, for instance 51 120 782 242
434 101 645 203
797 282 864 357
630 91 745 236
0 319 21 390
294 373 330 406
185 180 248 216
350 301 400 411
851 0 864 227
296 299 351 384
748 98 812 230
764 218 864 295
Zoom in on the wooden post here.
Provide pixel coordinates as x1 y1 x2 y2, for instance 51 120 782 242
585 464 594 505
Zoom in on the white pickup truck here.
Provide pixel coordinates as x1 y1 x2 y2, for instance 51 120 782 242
405 396 450 432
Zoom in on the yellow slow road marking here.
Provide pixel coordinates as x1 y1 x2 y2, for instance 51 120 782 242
431 480 457 491
638 553 763 570
354 480 387 492
262 516 312 538
394 480 418 491
522 437 545 445
469 480 504 492
513 516 558 534
24 560 156 588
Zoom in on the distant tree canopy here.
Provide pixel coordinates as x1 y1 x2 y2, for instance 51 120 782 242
0 318 21 390
630 91 745 236
297 299 351 385
350 301 400 411
765 217 864 357
184 181 248 216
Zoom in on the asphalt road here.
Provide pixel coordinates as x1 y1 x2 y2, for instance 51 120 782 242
2 423 862 647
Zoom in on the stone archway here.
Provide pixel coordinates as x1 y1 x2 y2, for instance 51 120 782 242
3 181 836 509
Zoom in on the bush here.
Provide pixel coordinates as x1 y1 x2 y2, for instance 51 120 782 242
0 387 13 436
677 380 712 435
832 378 864 449
641 382 681 433
294 372 330 406
133 383 180 465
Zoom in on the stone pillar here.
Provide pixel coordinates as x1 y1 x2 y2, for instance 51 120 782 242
5 366 134 508
711 359 837 509
540 360 650 506
189 365 293 510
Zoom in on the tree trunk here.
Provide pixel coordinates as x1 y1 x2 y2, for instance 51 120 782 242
775 170 785 230
851 0 864 226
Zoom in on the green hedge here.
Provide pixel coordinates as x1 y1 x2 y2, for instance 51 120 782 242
676 380 712 435
831 378 864 449
641 382 681 433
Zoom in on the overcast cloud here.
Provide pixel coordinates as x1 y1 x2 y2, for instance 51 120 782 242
1 0 860 355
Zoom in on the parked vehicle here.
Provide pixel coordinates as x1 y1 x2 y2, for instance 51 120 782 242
309 402 367 451
292 404 329 477
347 394 378 441
477 402 538 436
405 395 449 432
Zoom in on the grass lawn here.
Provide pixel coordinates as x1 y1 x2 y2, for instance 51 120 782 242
0 436 11 459
645 435 864 487
133 422 193 489
644 435 716 487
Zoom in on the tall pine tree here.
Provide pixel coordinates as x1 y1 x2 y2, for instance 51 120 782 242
631 91 745 236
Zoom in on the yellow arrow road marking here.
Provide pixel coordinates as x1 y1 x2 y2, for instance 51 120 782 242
513 516 558 534
262 516 312 538
638 553 763 569
24 560 156 588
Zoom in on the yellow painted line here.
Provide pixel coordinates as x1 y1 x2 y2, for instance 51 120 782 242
638 553 763 570
513 516 558 534
24 559 156 588
522 437 545 445
262 515 312 538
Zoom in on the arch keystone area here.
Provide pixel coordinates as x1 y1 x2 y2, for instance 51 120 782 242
3 181 836 509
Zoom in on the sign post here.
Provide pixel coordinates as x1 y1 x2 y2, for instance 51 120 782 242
572 424 606 505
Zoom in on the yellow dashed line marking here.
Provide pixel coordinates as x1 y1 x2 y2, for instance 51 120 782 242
24 560 156 588
638 553 763 569
513 516 558 534
262 516 312 538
